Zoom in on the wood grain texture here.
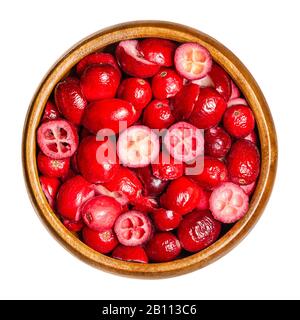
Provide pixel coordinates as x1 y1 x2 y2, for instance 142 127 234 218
22 21 278 278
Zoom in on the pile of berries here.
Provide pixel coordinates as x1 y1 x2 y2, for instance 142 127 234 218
36 38 260 263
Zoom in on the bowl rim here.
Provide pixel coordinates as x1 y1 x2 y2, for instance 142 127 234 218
22 20 278 278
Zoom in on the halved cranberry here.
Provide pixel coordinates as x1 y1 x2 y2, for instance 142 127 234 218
37 119 78 159
54 77 87 125
143 99 175 129
145 232 181 262
93 184 128 206
174 43 212 80
112 245 148 263
230 80 240 99
82 227 118 254
204 126 232 158
227 98 248 108
80 65 121 101
117 125 160 168
116 40 160 78
117 78 152 111
42 101 60 121
152 152 184 181
208 64 232 101
137 38 176 67
39 176 60 209
37 152 70 178
164 121 204 163
81 195 122 232
178 210 221 252
152 208 182 231
192 75 214 88
56 175 95 221
240 181 256 196
114 211 153 246
210 182 249 223
77 136 119 184
62 219 84 232
82 98 137 135
244 131 258 144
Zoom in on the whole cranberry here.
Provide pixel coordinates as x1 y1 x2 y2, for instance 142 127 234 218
54 77 87 125
82 227 118 254
204 126 232 158
62 219 84 232
143 99 175 129
160 177 201 215
152 68 183 100
42 101 60 121
40 176 60 209
112 245 148 263
56 175 95 221
208 64 232 101
227 139 260 185
77 136 119 184
145 232 181 262
117 78 152 111
37 152 70 178
189 87 227 129
196 188 211 211
191 156 228 189
152 152 184 181
80 65 121 101
178 210 221 252
152 208 182 231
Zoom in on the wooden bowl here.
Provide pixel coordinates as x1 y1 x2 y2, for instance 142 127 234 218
22 21 277 278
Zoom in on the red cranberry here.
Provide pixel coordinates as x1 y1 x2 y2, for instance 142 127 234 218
244 131 258 144
240 181 256 196
117 78 152 111
37 152 70 178
208 64 232 101
160 177 201 215
152 208 182 231
93 184 128 206
145 232 181 262
62 219 84 232
152 152 184 181
42 101 60 121
112 245 148 263
178 210 221 252
39 176 60 209
196 188 211 211
152 68 183 99
227 139 260 185
204 126 232 158
82 227 118 254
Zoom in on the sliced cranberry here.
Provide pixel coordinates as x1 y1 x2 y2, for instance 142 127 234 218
132 196 158 213
81 195 122 232
164 121 204 163
152 208 182 231
42 101 60 121
230 80 240 99
117 78 152 111
143 99 175 129
82 98 137 135
80 65 121 101
56 175 95 221
115 40 160 78
240 181 256 196
152 152 184 181
178 210 221 252
174 42 212 80
62 219 84 232
189 87 227 129
77 136 119 184
93 184 128 206
210 182 249 223
227 98 248 108
151 68 183 99
54 77 87 125
112 245 148 263
244 130 258 144
37 119 78 159
196 187 211 211
37 152 70 178
117 125 159 168
82 227 118 254
227 139 260 185
204 126 232 158
145 232 181 262
192 75 214 88
40 176 60 209
208 64 232 101
137 38 176 67
114 211 153 246
160 177 201 215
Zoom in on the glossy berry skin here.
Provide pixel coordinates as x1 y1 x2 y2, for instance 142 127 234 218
151 68 183 100
145 232 181 262
62 219 84 232
112 245 148 263
143 99 175 129
54 77 87 125
204 126 232 158
244 130 258 144
56 176 95 221
191 156 228 190
152 209 182 231
223 105 255 138
80 65 121 101
227 139 260 185
208 64 232 101
117 78 152 111
77 136 119 184
189 87 227 129
40 176 60 209
137 38 176 67
42 101 60 121
178 210 221 252
82 227 118 254
196 188 211 211
37 152 70 178
160 177 201 215
135 166 168 197
81 195 122 232
82 98 137 135
152 152 184 181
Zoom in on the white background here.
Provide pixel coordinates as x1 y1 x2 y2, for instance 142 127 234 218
0 0 299 300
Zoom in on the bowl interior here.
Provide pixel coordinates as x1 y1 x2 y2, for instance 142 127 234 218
23 21 277 278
